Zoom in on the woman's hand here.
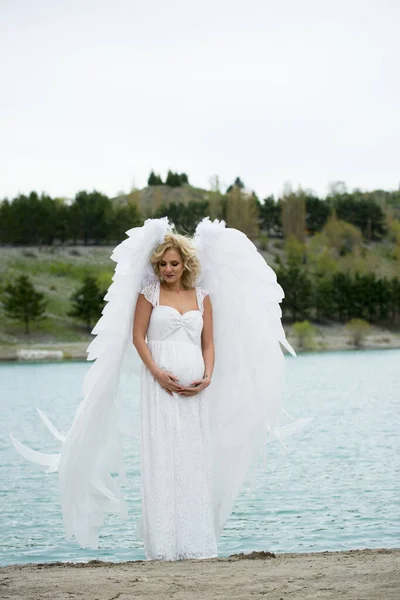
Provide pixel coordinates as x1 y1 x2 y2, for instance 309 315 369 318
178 376 211 397
153 369 183 396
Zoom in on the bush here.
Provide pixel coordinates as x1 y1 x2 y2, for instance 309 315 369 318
345 318 371 348
259 235 269 251
292 320 318 350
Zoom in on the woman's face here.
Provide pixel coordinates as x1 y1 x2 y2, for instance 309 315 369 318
159 249 184 283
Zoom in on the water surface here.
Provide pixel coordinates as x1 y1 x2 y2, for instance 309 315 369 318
1 349 399 565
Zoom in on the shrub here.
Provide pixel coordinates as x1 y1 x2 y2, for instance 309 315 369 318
259 235 269 251
292 320 317 350
345 318 371 348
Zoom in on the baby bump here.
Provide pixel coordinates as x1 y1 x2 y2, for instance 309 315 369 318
149 341 205 387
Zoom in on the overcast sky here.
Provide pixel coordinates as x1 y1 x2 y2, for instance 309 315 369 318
1 0 399 200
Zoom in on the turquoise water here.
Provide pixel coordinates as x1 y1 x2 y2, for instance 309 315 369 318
0 349 399 566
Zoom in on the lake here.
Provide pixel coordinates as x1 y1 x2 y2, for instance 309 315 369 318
0 349 399 566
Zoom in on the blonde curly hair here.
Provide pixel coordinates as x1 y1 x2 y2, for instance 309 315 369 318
150 233 201 289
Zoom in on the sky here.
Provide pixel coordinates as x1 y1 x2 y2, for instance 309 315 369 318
1 0 399 200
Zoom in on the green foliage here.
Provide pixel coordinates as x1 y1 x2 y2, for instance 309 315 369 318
292 320 318 350
280 186 306 243
276 266 313 321
68 276 105 331
258 196 282 237
305 195 331 234
285 235 306 267
147 171 163 186
165 171 188 187
307 233 338 278
2 275 47 334
154 200 209 234
335 196 386 240
322 213 362 255
226 177 245 193
259 235 269 251
345 318 371 348
226 187 259 238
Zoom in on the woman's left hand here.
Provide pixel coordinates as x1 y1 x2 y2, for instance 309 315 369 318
178 377 211 397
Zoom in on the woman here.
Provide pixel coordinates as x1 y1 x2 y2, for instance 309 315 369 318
133 234 217 560
10 217 309 557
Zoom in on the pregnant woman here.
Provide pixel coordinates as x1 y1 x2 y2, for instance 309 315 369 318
10 217 310 559
133 235 217 559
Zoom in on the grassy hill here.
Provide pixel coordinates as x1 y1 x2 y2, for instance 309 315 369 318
0 246 115 344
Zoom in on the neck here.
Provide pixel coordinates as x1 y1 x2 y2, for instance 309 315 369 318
162 280 184 292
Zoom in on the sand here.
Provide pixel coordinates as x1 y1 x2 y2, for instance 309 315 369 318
1 548 399 600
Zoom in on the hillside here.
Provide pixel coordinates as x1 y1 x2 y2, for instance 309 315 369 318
1 243 400 358
0 246 115 344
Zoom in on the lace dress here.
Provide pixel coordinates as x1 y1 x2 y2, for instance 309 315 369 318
138 279 218 560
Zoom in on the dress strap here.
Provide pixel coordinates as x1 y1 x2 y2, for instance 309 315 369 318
140 279 160 307
196 286 209 315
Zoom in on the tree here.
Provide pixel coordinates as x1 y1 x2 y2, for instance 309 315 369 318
68 276 105 331
165 170 183 187
258 196 282 237
322 213 362 256
154 200 209 234
70 190 113 245
225 186 259 238
148 171 163 186
226 176 245 193
276 266 313 321
2 275 47 334
305 195 331 234
280 185 306 243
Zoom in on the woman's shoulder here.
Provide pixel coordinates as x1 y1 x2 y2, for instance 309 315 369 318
195 285 210 314
139 278 159 307
195 285 209 299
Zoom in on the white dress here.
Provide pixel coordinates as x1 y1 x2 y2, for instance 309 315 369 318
138 279 218 560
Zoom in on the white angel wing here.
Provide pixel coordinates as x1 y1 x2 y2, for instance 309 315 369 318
9 217 171 549
194 218 310 537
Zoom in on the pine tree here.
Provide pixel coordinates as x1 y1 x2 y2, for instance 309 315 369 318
166 170 182 187
148 171 163 186
2 275 47 334
68 276 105 331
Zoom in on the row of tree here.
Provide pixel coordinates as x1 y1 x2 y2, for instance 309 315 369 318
277 267 400 325
1 179 399 245
0 191 142 245
259 190 388 241
148 170 189 187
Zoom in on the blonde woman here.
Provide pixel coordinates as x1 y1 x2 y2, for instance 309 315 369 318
10 217 309 560
133 234 217 559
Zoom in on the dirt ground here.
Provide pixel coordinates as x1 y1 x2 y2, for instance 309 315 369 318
1 548 399 600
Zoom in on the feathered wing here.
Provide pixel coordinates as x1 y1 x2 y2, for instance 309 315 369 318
9 217 171 549
194 218 310 537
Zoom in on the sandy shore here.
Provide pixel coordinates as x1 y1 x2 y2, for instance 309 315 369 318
1 548 399 600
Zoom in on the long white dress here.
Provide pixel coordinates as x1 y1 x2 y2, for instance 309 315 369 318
139 279 218 560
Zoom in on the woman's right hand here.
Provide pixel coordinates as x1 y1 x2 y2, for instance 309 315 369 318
153 369 183 396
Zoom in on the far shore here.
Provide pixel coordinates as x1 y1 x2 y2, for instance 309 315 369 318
1 548 399 600
1 323 400 362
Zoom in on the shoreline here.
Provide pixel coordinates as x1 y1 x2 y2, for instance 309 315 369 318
1 327 400 362
1 548 399 599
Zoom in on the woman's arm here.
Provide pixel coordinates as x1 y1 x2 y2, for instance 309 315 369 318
132 294 183 395
178 294 214 396
132 294 158 375
200 295 215 382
